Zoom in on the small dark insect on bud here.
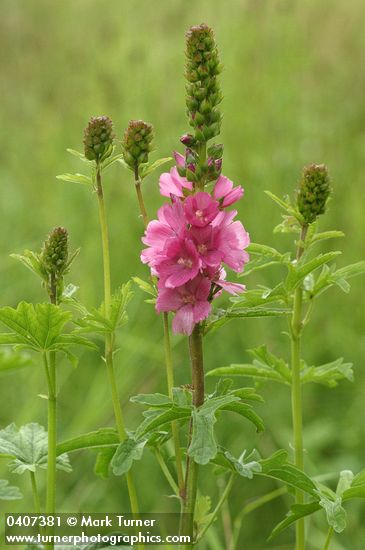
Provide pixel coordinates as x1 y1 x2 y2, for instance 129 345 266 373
41 227 69 281
83 115 114 162
297 164 331 224
122 120 154 172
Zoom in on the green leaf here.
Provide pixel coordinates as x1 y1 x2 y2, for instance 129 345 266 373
246 243 285 260
286 251 342 291
56 428 119 456
310 230 345 244
221 401 265 432
260 463 318 497
311 261 365 297
75 283 133 335
130 393 172 408
194 495 213 532
0 423 71 474
11 250 47 282
101 152 126 171
342 468 365 501
111 438 147 476
269 502 321 540
208 345 291 386
139 157 172 179
188 409 217 465
0 302 70 351
319 495 347 533
0 349 33 374
66 148 92 163
301 357 353 387
0 479 23 500
264 191 293 212
224 450 262 479
132 277 157 298
204 306 290 334
56 173 92 185
135 407 192 440
336 470 354 497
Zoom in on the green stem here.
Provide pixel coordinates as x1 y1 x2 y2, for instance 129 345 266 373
197 474 235 543
30 471 41 515
180 324 205 547
43 351 56 549
323 527 334 550
290 225 308 550
132 167 184 497
154 448 179 496
96 165 140 517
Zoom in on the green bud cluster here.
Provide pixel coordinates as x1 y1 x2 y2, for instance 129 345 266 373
41 227 69 281
122 120 154 171
185 24 222 144
297 164 331 224
83 116 114 162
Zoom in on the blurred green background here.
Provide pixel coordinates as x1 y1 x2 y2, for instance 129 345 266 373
1 0 364 548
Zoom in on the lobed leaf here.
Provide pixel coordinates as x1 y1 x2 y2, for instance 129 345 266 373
111 438 147 476
268 502 321 540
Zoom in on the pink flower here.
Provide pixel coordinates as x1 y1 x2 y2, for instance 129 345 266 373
159 167 193 198
141 201 185 268
214 268 246 295
173 152 185 167
156 276 211 335
184 192 219 227
190 226 222 268
213 211 250 272
214 175 244 207
157 238 201 288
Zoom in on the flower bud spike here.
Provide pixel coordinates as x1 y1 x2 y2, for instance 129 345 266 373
185 24 222 147
41 227 69 303
83 115 114 162
122 119 154 175
297 163 331 225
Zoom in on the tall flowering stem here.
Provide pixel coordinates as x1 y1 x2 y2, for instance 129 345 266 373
290 164 331 550
84 116 140 516
141 25 249 545
41 227 69 548
122 120 185 495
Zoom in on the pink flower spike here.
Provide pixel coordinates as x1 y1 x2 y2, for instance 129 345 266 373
157 238 201 288
184 192 219 227
174 152 185 167
214 175 244 207
190 226 222 268
216 218 250 272
159 167 193 198
156 276 211 335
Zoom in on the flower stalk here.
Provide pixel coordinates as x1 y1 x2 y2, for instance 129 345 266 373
95 162 140 515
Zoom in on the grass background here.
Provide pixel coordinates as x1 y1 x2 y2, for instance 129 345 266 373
0 0 364 548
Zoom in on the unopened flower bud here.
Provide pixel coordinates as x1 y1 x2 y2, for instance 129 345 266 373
180 133 196 147
207 143 224 160
122 120 154 172
83 116 114 162
297 164 331 224
41 227 69 281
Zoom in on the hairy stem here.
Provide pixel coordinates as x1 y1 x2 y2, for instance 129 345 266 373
96 165 140 517
180 324 205 546
133 166 184 496
290 225 308 550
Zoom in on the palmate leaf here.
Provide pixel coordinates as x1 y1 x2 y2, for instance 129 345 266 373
0 423 71 474
311 261 365 298
0 302 96 361
0 479 23 500
300 357 353 387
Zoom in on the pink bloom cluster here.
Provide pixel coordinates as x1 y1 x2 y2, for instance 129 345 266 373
141 154 250 335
